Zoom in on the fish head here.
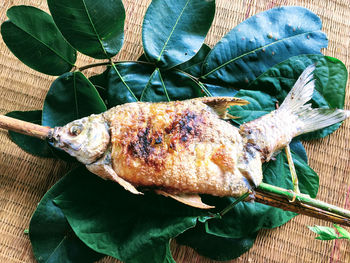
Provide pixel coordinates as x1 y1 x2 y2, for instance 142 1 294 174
49 114 110 164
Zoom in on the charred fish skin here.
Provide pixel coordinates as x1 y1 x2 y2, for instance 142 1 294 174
103 99 262 197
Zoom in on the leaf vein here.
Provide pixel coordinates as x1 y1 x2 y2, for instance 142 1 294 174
202 31 321 78
156 0 192 62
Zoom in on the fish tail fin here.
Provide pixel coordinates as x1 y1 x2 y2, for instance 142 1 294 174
240 64 350 162
279 64 350 136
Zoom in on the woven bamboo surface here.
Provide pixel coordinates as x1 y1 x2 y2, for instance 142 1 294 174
0 0 350 262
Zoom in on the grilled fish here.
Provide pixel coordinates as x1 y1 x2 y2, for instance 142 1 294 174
49 65 350 208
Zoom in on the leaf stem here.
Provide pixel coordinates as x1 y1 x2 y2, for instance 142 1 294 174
219 192 251 217
109 60 139 102
78 60 154 71
285 144 300 193
255 183 350 226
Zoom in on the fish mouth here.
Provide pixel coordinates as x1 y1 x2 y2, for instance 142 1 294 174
47 127 82 151
47 127 61 147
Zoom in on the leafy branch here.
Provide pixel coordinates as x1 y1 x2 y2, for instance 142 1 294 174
0 0 348 262
309 224 350 240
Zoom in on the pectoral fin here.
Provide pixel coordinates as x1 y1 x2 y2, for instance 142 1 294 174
197 97 249 119
155 190 214 209
86 163 142 195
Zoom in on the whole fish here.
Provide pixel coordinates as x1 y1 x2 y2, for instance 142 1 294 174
49 65 350 208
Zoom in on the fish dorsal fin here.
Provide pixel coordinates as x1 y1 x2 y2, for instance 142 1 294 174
196 97 249 119
155 190 215 209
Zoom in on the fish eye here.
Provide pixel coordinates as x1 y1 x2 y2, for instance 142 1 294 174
69 125 82 136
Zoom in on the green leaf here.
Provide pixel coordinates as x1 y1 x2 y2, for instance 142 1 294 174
175 44 211 77
42 71 107 127
89 68 110 105
308 225 339 240
29 167 103 263
1 6 76 75
142 0 215 69
5 111 53 158
177 224 257 261
290 140 308 163
204 150 319 239
247 55 348 140
53 166 206 261
138 54 150 62
106 62 155 107
47 0 125 59
201 6 328 87
334 225 350 240
128 241 175 263
140 68 170 102
203 83 238 97
160 70 204 99
228 89 277 124
106 62 203 107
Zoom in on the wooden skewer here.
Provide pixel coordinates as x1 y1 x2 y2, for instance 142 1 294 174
1 114 350 226
0 115 52 139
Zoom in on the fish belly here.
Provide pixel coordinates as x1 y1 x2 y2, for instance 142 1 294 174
104 100 261 197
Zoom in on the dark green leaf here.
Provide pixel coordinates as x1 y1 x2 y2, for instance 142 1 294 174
228 89 276 124
137 54 149 62
160 70 204 100
47 0 125 59
106 62 203 107
290 140 308 163
1 6 76 75
247 55 348 140
53 167 206 261
127 241 175 263
141 68 170 102
308 225 339 240
177 224 257 261
201 6 328 87
106 62 155 107
42 71 106 127
29 167 103 263
89 67 110 105
203 83 238 97
204 150 319 239
5 111 53 158
142 0 215 69
175 44 211 77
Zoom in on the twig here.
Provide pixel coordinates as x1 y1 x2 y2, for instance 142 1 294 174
0 115 52 139
77 60 154 71
285 144 300 193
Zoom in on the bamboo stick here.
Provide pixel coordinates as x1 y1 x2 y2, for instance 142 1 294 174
0 115 52 139
255 183 350 226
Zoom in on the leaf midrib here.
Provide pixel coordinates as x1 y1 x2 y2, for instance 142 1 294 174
73 72 79 119
202 31 320 78
79 1 138 101
81 0 108 58
8 21 75 66
156 0 192 62
45 234 68 262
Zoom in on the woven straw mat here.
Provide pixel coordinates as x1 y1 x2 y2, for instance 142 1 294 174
0 0 350 262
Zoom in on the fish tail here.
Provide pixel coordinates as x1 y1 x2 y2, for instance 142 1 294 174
240 64 350 161
279 64 350 136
